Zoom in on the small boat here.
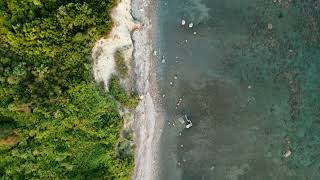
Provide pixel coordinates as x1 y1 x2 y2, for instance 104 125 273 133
177 114 193 129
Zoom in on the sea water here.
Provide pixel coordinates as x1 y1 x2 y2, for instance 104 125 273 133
156 0 320 179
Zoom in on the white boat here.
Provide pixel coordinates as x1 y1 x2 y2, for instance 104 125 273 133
177 114 192 129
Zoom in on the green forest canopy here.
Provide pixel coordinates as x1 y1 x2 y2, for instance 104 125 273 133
0 0 134 179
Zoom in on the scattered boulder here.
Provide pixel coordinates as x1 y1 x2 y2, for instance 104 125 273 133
283 150 292 158
210 166 215 171
181 19 186 26
267 23 273 30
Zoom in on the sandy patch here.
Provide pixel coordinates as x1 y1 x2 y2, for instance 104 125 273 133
0 133 17 145
92 0 140 87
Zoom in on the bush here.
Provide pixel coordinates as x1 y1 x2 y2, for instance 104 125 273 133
126 93 140 109
109 75 140 108
116 139 135 161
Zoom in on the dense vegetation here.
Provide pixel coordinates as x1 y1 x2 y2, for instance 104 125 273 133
0 0 135 179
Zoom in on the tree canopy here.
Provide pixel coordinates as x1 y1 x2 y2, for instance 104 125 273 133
0 0 134 179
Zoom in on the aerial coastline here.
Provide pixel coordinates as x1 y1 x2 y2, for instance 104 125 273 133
2 0 320 179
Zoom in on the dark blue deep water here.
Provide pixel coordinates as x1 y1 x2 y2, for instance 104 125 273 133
156 0 320 179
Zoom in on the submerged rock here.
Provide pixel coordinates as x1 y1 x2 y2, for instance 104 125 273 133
181 19 186 26
268 23 273 30
283 150 292 158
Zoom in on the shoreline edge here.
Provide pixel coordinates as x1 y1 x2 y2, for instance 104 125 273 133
92 0 162 179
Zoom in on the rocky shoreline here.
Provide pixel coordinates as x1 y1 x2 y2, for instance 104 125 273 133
132 0 162 179
92 0 162 179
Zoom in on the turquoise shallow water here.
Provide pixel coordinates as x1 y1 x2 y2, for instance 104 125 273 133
156 0 320 179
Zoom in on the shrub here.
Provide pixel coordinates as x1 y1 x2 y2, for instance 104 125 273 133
109 75 140 108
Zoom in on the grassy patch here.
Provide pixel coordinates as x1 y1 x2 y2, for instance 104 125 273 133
114 50 129 77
